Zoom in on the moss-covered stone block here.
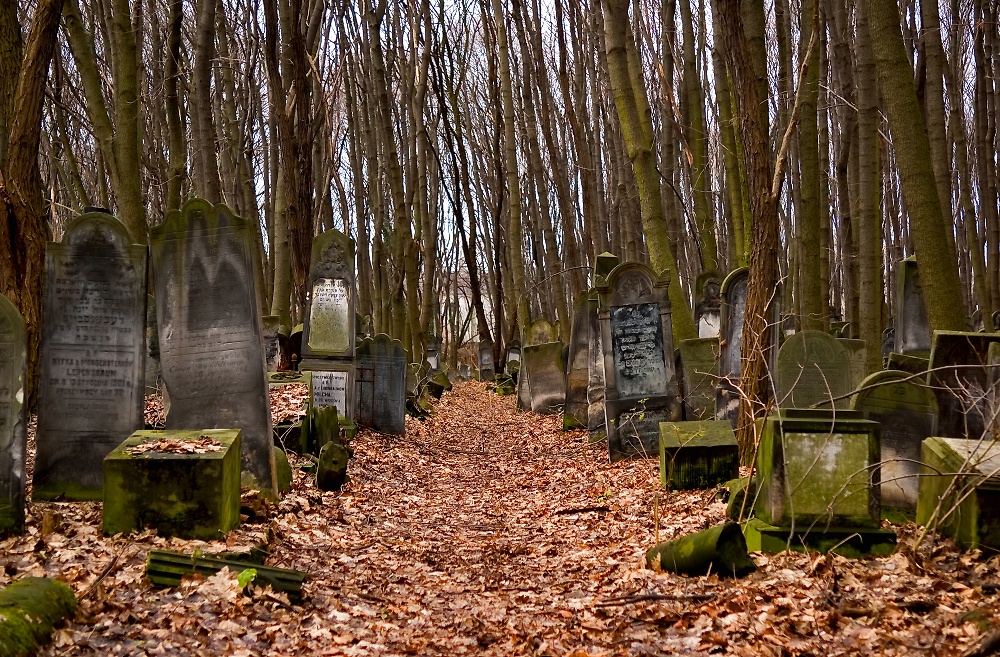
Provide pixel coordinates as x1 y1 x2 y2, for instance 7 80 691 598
916 437 1000 552
0 577 77 657
274 447 292 493
426 371 452 399
659 420 739 489
742 518 896 557
755 410 881 528
103 429 241 540
726 477 755 522
316 442 350 491
494 374 516 396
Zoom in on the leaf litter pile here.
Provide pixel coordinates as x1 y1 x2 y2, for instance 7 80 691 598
4 381 1000 655
125 436 224 456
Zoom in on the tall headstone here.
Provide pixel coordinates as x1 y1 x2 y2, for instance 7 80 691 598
851 370 937 510
261 315 281 372
355 334 407 435
894 257 931 355
927 331 1000 440
587 253 620 440
596 263 681 461
149 198 276 493
678 338 720 421
523 341 566 415
299 230 358 420
0 297 26 534
775 330 852 409
716 268 748 425
35 213 147 500
839 338 869 392
693 270 723 338
478 338 495 381
563 293 591 429
301 229 356 359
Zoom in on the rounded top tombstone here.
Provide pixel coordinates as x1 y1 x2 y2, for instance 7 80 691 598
525 319 558 346
62 211 134 252
776 330 852 408
850 370 937 415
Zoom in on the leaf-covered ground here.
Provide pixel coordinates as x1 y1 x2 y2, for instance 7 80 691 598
4 381 1000 655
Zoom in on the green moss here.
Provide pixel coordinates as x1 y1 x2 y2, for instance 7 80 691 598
742 518 896 558
31 481 104 502
274 447 292 493
0 578 77 657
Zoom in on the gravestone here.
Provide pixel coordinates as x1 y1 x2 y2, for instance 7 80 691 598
35 212 147 501
522 341 566 415
596 263 681 461
659 420 739 489
927 331 1000 440
563 294 591 429
994 310 1000 332
678 338 720 421
261 315 281 372
301 229 356 359
355 334 407 435
505 340 521 371
525 318 558 347
587 253 620 440
310 364 353 417
887 351 929 376
425 335 441 373
839 338 869 392
972 309 985 333
149 198 276 494
894 257 931 355
478 338 495 381
694 270 723 338
0 296 26 534
781 314 797 337
145 294 162 395
775 330 852 409
851 370 937 510
881 328 895 361
715 268 748 426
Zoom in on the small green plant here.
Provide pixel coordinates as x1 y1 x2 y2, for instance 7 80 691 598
598 489 614 503
237 568 258 589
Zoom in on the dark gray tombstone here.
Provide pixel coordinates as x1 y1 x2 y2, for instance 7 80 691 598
523 341 566 414
425 335 441 373
927 331 1000 439
355 334 407 435
149 198 276 493
775 330 852 409
35 213 147 501
781 314 797 337
0 296 27 534
894 257 931 355
596 263 681 461
694 270 722 338
715 268 748 425
972 309 985 333
882 328 896 360
301 229 356 359
563 293 591 428
262 315 281 372
678 338 720 421
478 338 495 381
851 370 937 510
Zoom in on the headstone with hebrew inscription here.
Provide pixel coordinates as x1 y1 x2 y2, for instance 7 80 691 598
302 229 355 359
596 263 681 461
927 331 1000 440
34 212 147 500
851 370 937 510
149 198 276 493
775 330 852 409
894 257 931 355
355 334 407 435
0 297 26 534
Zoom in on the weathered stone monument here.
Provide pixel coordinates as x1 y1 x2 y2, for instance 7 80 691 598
596 262 681 461
840 338 869 392
715 268 748 426
355 334 407 435
893 257 931 355
659 419 738 489
299 230 358 420
0 296 26 534
261 315 281 372
478 338 495 381
851 370 937 510
563 294 591 429
694 270 723 338
927 331 1000 440
35 212 147 501
521 319 566 415
775 330 852 409
587 253 620 440
149 198 276 493
677 338 720 421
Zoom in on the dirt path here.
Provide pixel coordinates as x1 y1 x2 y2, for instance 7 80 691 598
2 382 997 655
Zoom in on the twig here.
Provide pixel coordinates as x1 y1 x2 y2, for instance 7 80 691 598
80 545 132 601
595 593 715 608
554 506 610 516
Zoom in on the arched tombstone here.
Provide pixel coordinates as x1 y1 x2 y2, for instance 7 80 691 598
851 370 937 510
972 309 985 333
0 296 27 534
478 337 495 381
715 268 748 425
301 229 356 360
355 334 407 435
595 262 681 461
34 212 147 500
521 319 566 415
149 198 276 494
694 270 722 338
775 330 852 409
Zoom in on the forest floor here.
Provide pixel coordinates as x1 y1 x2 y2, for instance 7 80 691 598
2 381 1000 655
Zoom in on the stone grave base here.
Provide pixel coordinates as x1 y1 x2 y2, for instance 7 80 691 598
917 437 1000 552
103 429 241 540
659 420 739 489
742 518 896 558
